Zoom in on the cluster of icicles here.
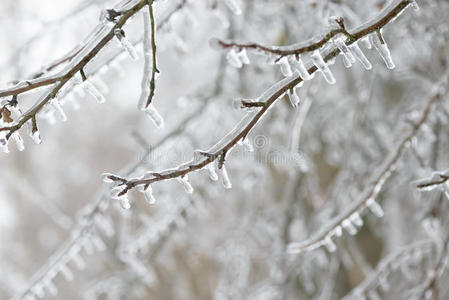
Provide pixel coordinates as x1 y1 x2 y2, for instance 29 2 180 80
101 143 251 209
219 25 405 108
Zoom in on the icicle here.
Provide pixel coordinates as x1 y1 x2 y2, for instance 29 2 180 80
238 49 250 65
144 105 164 128
224 0 242 15
177 175 194 194
310 50 336 84
361 36 372 49
335 38 356 68
59 264 74 281
11 132 25 151
83 80 106 103
288 88 300 107
71 253 86 270
31 130 42 145
366 198 384 218
207 163 218 181
323 235 336 252
50 98 67 122
226 48 242 68
370 32 395 69
221 165 232 189
43 278 58 296
349 41 372 70
342 219 357 235
289 55 312 80
333 225 343 237
114 28 138 60
276 57 293 77
378 274 390 292
144 185 156 204
91 235 106 252
410 0 419 11
31 283 45 299
349 212 364 227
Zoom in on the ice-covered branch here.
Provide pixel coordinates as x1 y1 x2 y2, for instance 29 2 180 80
138 0 159 111
415 169 449 191
104 0 416 204
287 81 446 255
0 0 158 146
342 240 435 300
213 1 415 60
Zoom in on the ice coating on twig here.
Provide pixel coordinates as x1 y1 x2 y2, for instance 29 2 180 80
310 50 336 84
114 28 138 60
144 105 164 128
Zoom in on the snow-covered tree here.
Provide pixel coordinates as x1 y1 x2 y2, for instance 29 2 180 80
1 0 449 299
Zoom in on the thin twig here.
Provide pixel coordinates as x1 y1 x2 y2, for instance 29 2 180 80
145 0 159 108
